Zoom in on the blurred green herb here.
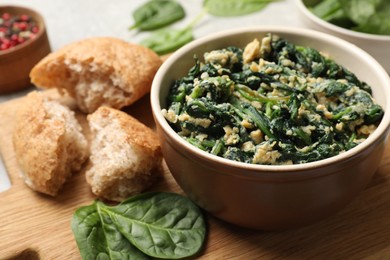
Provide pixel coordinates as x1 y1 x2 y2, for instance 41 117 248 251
132 0 278 55
309 0 390 35
204 0 275 16
140 10 205 55
141 27 193 55
129 0 185 31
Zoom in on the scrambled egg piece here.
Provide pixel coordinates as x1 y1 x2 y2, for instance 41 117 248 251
253 142 281 164
243 38 260 64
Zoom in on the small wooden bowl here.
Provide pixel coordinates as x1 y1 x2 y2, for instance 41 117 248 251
0 5 51 94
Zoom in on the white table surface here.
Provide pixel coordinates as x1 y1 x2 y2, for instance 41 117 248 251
0 0 304 191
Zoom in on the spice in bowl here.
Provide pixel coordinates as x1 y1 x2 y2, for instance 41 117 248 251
0 5 50 93
0 12 39 51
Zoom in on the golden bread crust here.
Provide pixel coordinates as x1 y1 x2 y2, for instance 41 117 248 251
86 106 162 201
12 91 88 196
30 37 162 113
94 106 160 153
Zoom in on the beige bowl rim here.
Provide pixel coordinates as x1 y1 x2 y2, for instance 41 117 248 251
151 26 390 176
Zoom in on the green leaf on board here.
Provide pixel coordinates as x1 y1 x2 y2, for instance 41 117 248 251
71 203 150 260
71 192 206 260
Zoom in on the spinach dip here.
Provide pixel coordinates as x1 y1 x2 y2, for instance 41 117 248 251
162 34 384 165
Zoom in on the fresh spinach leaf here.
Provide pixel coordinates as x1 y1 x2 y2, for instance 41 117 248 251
137 0 279 54
339 0 379 25
71 192 206 260
203 0 275 17
310 0 342 21
141 27 193 55
130 0 185 31
353 6 390 35
140 10 205 55
309 0 353 27
71 202 150 260
99 208 150 260
137 0 280 54
309 0 390 35
71 204 110 260
98 192 206 259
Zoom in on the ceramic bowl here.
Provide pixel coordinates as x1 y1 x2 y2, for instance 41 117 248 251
151 26 390 230
294 0 390 73
0 5 51 94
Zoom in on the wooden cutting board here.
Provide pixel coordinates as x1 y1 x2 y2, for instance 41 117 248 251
1 89 390 260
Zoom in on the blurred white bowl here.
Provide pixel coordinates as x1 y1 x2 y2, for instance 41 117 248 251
294 0 390 73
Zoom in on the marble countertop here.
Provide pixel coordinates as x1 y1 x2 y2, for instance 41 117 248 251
0 0 304 101
0 0 304 191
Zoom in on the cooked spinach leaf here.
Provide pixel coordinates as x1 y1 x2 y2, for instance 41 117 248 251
130 0 185 31
162 34 383 165
71 192 206 259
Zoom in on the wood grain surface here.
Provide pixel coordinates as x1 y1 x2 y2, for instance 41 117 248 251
1 89 390 260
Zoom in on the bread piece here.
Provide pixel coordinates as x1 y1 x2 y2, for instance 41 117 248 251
85 106 162 202
30 37 162 113
12 91 89 196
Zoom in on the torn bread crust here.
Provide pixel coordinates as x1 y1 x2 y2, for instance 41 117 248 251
30 37 162 113
12 91 88 196
86 106 162 202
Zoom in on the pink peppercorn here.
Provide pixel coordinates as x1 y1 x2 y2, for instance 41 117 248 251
20 14 29 21
10 34 18 41
2 13 11 21
31 26 39 34
1 42 10 50
17 22 28 30
0 12 39 51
